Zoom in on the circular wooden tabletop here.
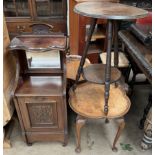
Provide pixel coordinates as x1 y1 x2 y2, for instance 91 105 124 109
69 82 131 118
74 2 148 20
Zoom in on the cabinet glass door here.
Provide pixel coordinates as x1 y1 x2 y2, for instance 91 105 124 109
35 0 63 17
4 0 30 17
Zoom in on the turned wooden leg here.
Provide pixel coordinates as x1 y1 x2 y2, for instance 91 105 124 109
73 18 97 90
113 20 119 68
113 21 119 89
75 115 86 153
112 117 125 152
104 19 113 115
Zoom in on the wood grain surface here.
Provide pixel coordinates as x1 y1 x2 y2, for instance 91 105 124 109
9 35 67 51
15 76 63 97
69 82 131 118
83 64 121 84
74 2 148 20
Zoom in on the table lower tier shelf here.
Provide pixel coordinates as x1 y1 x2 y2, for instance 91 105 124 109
83 64 121 84
69 82 131 119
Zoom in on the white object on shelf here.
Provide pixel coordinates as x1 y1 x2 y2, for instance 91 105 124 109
100 52 129 67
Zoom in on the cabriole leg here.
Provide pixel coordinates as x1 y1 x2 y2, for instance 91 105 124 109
75 115 86 153
112 117 125 152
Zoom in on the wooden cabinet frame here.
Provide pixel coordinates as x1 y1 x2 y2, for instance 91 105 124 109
4 0 67 37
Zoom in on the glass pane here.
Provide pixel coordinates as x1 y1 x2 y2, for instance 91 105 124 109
4 0 30 17
35 0 63 17
26 50 61 69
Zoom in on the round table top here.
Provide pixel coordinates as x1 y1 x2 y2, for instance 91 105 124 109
69 82 131 118
74 2 148 20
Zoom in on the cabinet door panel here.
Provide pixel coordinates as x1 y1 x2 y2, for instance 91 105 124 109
34 0 64 17
27 102 58 128
4 0 31 17
18 97 64 132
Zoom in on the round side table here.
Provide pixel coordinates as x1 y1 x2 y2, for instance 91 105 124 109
73 2 148 114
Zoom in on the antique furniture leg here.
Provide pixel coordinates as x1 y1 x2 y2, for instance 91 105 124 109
105 118 109 123
75 115 86 153
112 117 125 152
113 20 119 88
104 20 113 115
114 20 119 68
139 94 152 129
73 18 97 90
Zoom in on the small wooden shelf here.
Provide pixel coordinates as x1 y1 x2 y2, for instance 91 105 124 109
86 26 106 41
15 76 63 97
83 64 121 84
88 43 103 54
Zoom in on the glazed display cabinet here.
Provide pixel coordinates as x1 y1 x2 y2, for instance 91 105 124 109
4 0 67 38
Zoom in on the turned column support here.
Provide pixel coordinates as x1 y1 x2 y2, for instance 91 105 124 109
104 19 113 115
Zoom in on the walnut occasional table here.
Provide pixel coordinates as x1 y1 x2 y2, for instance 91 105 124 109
69 1 148 153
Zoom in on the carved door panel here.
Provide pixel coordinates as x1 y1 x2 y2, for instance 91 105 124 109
17 97 64 132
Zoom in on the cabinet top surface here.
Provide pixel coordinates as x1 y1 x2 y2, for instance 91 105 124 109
9 35 67 52
15 76 63 97
74 2 148 20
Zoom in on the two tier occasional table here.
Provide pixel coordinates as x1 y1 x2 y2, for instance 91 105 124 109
69 2 148 153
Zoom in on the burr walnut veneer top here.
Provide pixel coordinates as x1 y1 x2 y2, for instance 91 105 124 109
69 82 131 118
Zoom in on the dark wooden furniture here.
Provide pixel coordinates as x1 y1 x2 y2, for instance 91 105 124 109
73 1 147 112
69 0 119 63
8 34 68 146
118 28 152 84
118 24 152 129
4 0 67 38
120 0 152 10
69 2 148 152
